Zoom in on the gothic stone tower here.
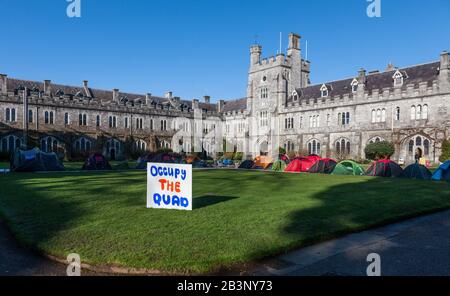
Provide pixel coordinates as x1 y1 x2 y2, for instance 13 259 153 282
246 33 310 158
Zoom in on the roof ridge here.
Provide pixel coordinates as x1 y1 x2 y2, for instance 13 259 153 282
297 60 439 91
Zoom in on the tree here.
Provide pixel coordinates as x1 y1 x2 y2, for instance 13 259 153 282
440 140 450 163
364 141 395 160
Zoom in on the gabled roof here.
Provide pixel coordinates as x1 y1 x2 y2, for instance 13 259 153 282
290 61 440 103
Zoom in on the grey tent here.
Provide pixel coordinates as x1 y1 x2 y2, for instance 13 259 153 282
11 148 65 172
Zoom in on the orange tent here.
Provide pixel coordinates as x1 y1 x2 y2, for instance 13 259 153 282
253 156 274 169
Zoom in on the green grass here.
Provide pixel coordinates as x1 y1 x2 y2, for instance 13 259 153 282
1 170 450 274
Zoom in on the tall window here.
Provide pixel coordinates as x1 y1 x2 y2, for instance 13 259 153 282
96 115 101 127
260 88 269 99
284 141 295 152
410 106 416 120
109 116 117 128
161 120 167 131
336 139 351 155
351 79 358 93
136 118 143 130
150 119 154 130
79 113 87 126
28 110 33 123
260 111 268 127
124 117 129 129
44 111 54 124
339 112 350 125
285 117 294 129
64 113 70 125
6 108 16 122
308 139 321 155
395 107 400 121
422 105 428 120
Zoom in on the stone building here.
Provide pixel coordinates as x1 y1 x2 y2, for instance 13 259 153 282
1 32 449 163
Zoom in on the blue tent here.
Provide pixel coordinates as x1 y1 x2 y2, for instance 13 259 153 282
432 161 450 181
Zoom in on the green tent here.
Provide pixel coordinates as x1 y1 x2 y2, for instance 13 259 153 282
271 160 287 172
331 160 365 176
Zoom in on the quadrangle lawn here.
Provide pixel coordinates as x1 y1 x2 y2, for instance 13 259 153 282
1 169 450 274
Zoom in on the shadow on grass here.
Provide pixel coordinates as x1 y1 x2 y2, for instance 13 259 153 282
193 195 239 210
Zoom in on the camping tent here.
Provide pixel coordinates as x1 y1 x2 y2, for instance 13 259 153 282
136 153 179 169
331 160 365 176
365 159 403 177
254 156 273 170
11 148 65 172
401 163 432 180
82 153 112 170
432 160 450 181
238 160 254 169
285 156 320 173
271 160 287 172
308 158 337 174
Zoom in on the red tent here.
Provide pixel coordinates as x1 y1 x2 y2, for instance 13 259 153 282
285 156 320 173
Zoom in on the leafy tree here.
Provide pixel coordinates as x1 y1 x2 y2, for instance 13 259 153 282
364 141 395 160
440 140 450 162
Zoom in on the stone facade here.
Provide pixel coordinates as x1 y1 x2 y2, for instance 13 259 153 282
1 32 450 163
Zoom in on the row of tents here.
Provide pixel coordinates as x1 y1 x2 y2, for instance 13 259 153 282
238 155 450 182
9 149 210 172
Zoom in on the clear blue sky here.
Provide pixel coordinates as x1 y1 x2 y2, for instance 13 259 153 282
0 0 449 101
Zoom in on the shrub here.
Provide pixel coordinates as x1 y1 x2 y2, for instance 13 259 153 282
364 141 395 160
278 147 286 155
440 140 450 163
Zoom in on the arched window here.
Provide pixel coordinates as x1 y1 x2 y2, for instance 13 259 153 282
135 140 147 152
416 105 422 120
11 109 16 122
308 139 321 155
44 111 49 124
381 109 386 122
371 110 376 123
422 104 428 120
416 136 422 146
336 138 351 156
336 141 341 154
5 108 10 122
424 139 430 156
41 136 60 153
395 107 400 121
376 109 381 122
408 140 414 155
0 135 22 152
410 106 416 120
393 70 404 87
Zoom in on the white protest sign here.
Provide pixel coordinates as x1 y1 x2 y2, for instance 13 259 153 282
147 163 192 211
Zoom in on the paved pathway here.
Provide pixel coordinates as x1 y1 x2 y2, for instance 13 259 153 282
252 209 450 276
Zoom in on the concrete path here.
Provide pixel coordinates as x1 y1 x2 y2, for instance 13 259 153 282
252 209 450 276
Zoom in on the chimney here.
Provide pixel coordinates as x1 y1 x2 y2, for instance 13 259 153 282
44 80 52 96
145 93 152 105
441 51 449 69
385 63 395 72
358 68 367 85
217 100 225 113
192 99 200 109
83 80 92 98
439 51 450 92
287 33 301 57
113 89 119 102
0 74 7 94
165 91 173 99
203 95 211 104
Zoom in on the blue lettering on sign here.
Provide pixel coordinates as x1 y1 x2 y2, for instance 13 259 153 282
153 193 189 208
150 165 187 181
